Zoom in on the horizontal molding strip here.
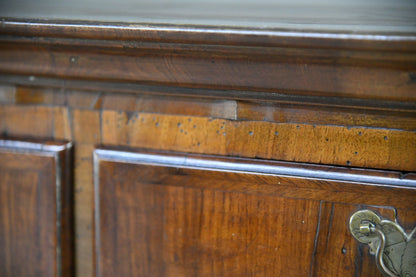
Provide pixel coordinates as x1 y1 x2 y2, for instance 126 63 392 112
95 148 416 188
1 19 416 101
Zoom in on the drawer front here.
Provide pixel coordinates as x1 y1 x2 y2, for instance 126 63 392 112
94 148 416 277
0 139 73 277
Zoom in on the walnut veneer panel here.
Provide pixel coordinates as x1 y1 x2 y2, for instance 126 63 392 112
0 84 415 276
94 148 416 276
101 111 416 171
0 139 73 277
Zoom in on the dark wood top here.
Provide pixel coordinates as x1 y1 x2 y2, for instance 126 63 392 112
0 0 415 104
1 0 416 35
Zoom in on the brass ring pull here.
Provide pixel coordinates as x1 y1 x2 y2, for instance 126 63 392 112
349 210 416 277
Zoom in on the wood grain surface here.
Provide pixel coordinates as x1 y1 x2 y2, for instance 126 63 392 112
94 148 416 276
0 83 415 276
0 14 415 276
1 19 416 102
0 139 73 277
101 111 416 171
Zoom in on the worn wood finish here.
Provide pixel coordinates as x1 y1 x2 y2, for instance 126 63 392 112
94 148 416 276
236 101 416 131
2 85 415 130
0 139 73 277
1 75 415 115
0 10 415 276
0 81 415 276
1 19 416 102
311 203 396 277
101 111 416 171
1 103 414 171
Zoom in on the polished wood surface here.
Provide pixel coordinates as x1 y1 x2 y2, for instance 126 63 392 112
1 91 414 171
1 19 415 102
0 139 73 277
0 7 415 276
101 111 416 171
0 83 415 276
94 148 416 276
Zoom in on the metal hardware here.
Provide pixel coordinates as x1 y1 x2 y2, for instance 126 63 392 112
349 210 416 277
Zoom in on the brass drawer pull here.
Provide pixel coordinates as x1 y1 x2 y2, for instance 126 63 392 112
349 210 416 277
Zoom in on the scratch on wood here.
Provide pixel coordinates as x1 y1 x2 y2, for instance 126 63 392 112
309 200 323 277
245 218 264 252
325 203 335 252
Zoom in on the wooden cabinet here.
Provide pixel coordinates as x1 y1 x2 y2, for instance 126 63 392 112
0 1 416 276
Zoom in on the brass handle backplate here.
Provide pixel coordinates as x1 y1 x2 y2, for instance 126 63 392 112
349 210 416 277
